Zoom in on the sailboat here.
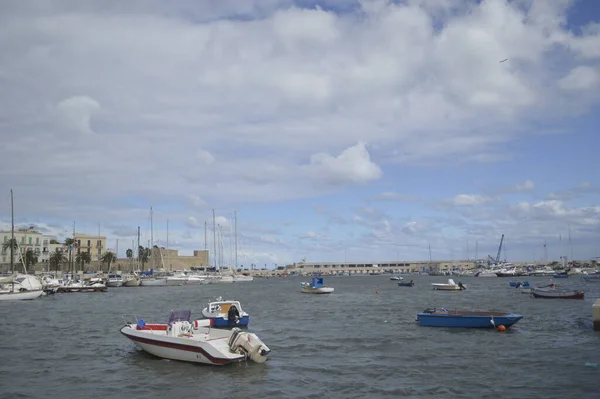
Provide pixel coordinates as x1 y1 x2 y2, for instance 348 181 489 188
0 190 44 301
140 207 167 286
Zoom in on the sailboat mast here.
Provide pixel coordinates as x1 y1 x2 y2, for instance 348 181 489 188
10 189 14 274
137 226 140 270
234 211 238 270
212 209 217 270
204 221 207 250
166 219 169 271
150 207 153 270
568 224 573 264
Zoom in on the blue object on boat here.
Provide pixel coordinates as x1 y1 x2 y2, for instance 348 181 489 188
416 309 523 328
137 319 146 329
553 274 569 278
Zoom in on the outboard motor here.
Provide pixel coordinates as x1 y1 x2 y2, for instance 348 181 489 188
458 281 466 290
228 305 240 324
228 327 271 363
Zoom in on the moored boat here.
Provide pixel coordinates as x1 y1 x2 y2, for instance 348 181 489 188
531 288 584 299
120 310 270 366
398 280 414 287
389 276 403 281
416 308 523 328
583 274 600 282
300 276 334 294
201 297 249 327
432 278 466 291
0 274 44 301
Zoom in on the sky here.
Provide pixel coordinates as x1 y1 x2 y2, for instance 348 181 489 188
0 0 599 268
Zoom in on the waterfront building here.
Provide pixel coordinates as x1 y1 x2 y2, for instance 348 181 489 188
1 228 57 266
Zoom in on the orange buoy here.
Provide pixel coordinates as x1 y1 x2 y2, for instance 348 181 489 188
375 289 379 294
497 325 506 332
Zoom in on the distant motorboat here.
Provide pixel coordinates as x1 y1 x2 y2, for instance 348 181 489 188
140 277 168 286
431 278 466 291
201 297 249 327
389 276 403 281
416 308 523 328
531 288 584 299
582 274 600 282
300 277 334 294
398 280 414 287
106 274 123 287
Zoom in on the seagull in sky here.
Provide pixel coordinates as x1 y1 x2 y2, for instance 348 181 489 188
499 58 508 63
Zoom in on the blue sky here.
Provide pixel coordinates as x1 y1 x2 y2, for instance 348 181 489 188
0 0 599 268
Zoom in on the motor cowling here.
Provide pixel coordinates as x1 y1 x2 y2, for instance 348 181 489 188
228 327 270 363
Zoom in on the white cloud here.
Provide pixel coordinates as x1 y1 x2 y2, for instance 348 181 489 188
55 95 100 135
449 194 493 206
372 192 419 202
558 66 600 91
185 216 200 228
1 1 600 264
514 180 535 191
307 142 382 185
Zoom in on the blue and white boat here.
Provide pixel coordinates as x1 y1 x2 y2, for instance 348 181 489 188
416 308 523 328
201 297 250 327
300 277 334 294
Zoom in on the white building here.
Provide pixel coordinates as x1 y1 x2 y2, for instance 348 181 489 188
1 228 58 266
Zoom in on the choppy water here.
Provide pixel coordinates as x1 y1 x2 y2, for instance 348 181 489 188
1 275 599 399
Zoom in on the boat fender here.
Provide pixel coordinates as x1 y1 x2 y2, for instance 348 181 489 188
137 320 146 330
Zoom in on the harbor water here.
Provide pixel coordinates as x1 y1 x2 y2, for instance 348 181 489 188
1 275 598 399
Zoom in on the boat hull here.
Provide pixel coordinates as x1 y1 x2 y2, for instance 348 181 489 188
432 285 464 291
201 315 250 327
301 287 334 294
416 311 523 328
531 289 584 299
120 325 244 365
140 278 168 286
398 282 414 287
0 289 43 301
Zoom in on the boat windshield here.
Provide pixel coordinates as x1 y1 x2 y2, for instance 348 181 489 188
168 310 191 325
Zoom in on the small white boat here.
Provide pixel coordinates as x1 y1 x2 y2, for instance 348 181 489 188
389 276 403 281
432 278 466 291
106 274 123 287
140 277 168 286
300 276 334 294
120 310 270 366
184 275 207 285
201 297 250 327
0 274 44 301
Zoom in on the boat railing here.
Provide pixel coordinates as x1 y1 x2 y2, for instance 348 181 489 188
122 314 139 325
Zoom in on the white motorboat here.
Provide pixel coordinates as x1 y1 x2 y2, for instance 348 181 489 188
201 297 250 327
0 274 44 301
140 277 168 286
106 274 124 287
300 276 334 294
389 276 403 281
184 275 207 285
120 310 270 366
166 273 187 286
431 278 467 291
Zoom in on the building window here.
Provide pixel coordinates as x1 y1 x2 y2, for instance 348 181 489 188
28 237 32 244
43 240 48 246
87 240 91 248
21 237 25 244
36 237 40 245
97 240 101 249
